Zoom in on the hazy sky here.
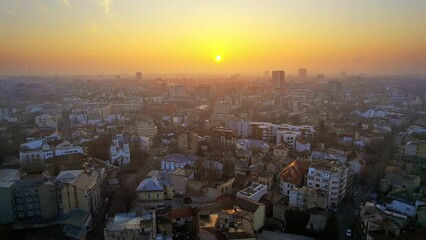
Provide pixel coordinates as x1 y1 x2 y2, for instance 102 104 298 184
0 0 425 76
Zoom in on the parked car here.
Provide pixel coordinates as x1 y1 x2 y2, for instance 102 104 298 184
346 229 352 237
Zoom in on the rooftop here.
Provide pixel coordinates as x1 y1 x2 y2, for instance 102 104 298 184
280 160 311 186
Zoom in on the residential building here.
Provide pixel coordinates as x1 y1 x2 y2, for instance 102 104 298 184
234 197 266 231
236 182 268 202
177 131 198 155
384 190 426 217
358 202 407 240
103 101 143 115
135 119 158 138
104 211 156 240
384 166 421 192
55 168 104 217
273 143 289 160
19 139 83 168
272 70 285 89
0 169 20 224
257 171 274 190
170 168 194 195
280 160 311 196
35 114 59 128
135 177 173 201
289 187 327 210
211 127 237 150
306 160 353 208
161 154 198 172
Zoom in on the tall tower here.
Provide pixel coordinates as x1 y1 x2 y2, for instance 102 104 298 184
298 68 307 79
136 72 142 81
272 70 285 89
60 109 72 141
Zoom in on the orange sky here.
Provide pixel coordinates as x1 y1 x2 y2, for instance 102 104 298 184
0 0 425 76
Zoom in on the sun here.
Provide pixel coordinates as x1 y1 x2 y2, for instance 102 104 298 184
215 55 222 62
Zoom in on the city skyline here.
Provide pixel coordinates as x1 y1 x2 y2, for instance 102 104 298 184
0 0 425 76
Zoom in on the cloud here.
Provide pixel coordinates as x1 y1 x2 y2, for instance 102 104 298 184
62 0 72 8
0 6 15 16
100 0 113 17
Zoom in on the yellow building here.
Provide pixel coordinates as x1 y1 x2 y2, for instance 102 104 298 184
55 169 104 215
136 177 173 202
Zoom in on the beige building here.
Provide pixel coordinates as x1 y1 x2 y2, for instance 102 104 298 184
383 166 421 192
104 101 143 115
55 168 104 216
135 119 158 138
35 114 59 128
177 131 198 155
289 186 327 210
170 168 194 195
234 197 266 231
306 160 352 208
257 171 274 190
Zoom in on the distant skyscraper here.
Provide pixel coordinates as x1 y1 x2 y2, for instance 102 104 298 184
272 70 285 89
136 72 142 81
298 68 307 79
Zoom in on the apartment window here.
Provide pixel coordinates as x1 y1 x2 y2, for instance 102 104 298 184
26 197 32 203
28 211 34 217
27 204 33 209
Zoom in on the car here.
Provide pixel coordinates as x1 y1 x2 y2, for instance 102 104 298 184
346 229 352 237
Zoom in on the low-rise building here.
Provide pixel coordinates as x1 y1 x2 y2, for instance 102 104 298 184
384 166 421 192
211 127 237 150
257 171 274 190
104 211 156 240
161 154 197 172
0 169 20 224
20 138 83 168
177 131 198 155
384 190 426 217
234 197 266 231
55 168 104 218
170 168 194 196
35 114 59 128
236 182 268 202
279 160 311 196
135 177 173 201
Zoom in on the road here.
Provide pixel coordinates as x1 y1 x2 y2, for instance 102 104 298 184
335 184 369 239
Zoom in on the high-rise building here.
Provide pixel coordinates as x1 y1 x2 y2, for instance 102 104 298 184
136 72 142 81
298 68 307 79
272 70 285 89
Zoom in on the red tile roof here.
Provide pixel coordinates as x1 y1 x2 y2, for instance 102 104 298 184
168 207 195 219
280 160 311 186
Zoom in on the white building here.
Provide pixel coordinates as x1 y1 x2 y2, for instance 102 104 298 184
35 114 59 128
306 160 352 208
161 154 197 172
19 139 83 167
104 211 156 240
236 182 268 202
109 135 131 165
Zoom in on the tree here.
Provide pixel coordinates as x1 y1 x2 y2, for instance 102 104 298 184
285 209 310 235
319 213 339 240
